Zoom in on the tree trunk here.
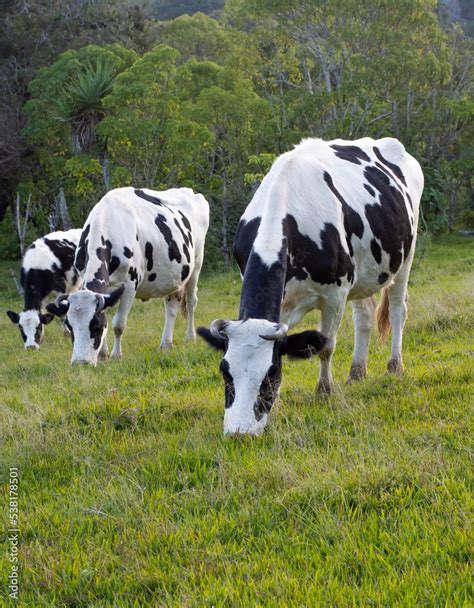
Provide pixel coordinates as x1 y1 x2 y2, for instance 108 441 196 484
57 188 72 230
99 152 110 191
222 170 230 269
14 192 31 257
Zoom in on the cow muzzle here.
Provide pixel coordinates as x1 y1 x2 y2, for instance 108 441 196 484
71 358 97 367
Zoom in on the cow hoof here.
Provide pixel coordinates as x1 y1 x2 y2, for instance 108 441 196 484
159 343 173 351
111 352 122 360
99 351 109 361
316 380 332 395
387 358 404 375
347 363 367 384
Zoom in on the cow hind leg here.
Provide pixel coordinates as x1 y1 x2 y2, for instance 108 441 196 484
348 296 376 383
111 285 134 360
317 293 348 394
160 293 181 349
386 270 411 376
184 264 202 342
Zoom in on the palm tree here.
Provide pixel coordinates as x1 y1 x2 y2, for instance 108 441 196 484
55 60 116 188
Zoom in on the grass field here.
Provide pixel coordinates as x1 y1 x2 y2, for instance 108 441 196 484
1 235 473 607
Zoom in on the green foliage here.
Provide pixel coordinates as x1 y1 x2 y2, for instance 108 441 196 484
0 237 472 604
16 0 474 259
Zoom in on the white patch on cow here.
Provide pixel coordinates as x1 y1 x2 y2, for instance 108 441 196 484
19 310 42 349
221 319 281 436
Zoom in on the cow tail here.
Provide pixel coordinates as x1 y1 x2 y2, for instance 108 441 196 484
180 287 188 319
375 287 391 342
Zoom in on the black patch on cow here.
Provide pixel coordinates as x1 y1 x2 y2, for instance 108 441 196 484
233 217 261 274
145 242 154 272
128 266 139 290
254 346 282 421
148 273 157 282
378 272 389 284
220 359 235 409
373 146 407 186
19 326 27 343
285 215 355 287
182 242 190 263
123 246 133 259
155 214 182 263
178 210 191 232
173 218 190 248
23 268 66 310
34 323 42 345
370 239 382 264
330 144 370 165
181 265 190 281
43 237 76 273
364 184 376 197
134 189 163 206
89 312 107 350
75 224 90 272
323 172 364 256
85 238 112 293
364 165 413 274
109 256 120 275
179 212 193 247
239 238 287 322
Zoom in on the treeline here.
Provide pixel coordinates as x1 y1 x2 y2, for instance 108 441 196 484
0 0 472 265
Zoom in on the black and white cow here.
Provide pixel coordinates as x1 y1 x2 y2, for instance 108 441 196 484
7 229 82 349
46 187 209 365
198 137 423 435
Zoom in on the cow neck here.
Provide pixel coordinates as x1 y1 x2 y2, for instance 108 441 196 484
238 228 288 323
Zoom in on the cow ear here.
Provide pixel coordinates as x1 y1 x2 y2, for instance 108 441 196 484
40 313 55 325
197 326 227 351
280 330 327 359
46 301 68 317
102 285 125 310
7 311 20 324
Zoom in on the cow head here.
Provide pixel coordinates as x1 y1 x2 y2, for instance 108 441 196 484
7 309 54 350
198 319 326 436
46 286 124 366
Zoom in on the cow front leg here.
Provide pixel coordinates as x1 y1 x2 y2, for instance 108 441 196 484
348 296 376 382
317 294 348 394
111 285 134 360
160 293 180 349
99 328 109 360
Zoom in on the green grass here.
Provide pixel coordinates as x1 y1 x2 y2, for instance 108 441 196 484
1 235 473 607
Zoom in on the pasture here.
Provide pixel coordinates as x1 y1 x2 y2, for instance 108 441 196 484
1 235 472 606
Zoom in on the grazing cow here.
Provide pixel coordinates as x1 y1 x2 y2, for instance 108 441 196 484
6 229 82 349
46 187 209 365
198 137 423 435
